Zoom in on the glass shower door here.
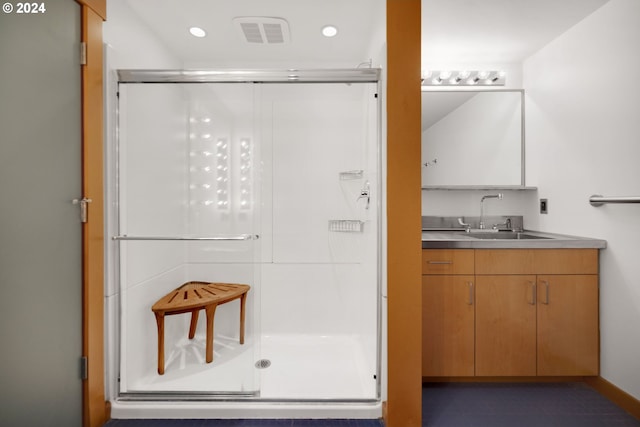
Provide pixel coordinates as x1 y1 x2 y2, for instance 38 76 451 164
115 82 261 396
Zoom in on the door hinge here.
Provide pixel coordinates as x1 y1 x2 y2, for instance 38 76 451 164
72 197 92 223
80 42 87 65
80 356 88 380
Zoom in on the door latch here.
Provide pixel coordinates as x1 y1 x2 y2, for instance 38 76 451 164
72 197 92 223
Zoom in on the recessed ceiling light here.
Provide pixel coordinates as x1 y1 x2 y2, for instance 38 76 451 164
189 27 207 38
321 25 338 38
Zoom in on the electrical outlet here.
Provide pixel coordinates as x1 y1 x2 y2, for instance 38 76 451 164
540 198 548 214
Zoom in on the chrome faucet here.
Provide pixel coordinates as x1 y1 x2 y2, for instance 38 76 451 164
492 217 512 231
457 217 471 232
479 193 503 229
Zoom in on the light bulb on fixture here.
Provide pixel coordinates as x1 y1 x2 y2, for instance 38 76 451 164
421 70 433 80
422 70 506 86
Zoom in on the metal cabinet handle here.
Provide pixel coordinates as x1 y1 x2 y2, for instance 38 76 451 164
542 280 550 304
528 281 536 305
427 260 453 265
467 282 473 305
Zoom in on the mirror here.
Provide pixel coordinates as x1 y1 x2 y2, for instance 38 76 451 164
421 89 524 188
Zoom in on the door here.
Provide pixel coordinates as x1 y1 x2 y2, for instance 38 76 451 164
475 275 537 376
115 82 261 395
537 275 599 376
0 1 82 425
422 275 475 376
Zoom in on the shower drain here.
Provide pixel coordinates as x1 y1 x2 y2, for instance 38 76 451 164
255 359 271 369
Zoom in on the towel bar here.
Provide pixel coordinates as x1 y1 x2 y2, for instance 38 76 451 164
589 195 640 207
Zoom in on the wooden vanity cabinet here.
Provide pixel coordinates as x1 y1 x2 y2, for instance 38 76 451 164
422 250 475 376
422 248 599 378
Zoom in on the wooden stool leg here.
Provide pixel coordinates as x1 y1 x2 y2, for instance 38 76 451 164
154 312 165 375
188 310 199 339
239 292 247 345
205 304 217 363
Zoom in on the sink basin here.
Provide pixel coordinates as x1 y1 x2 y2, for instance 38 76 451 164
467 231 551 240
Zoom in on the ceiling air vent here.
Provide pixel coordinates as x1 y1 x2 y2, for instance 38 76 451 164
233 17 291 44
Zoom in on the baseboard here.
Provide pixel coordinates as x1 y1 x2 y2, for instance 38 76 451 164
423 376 593 383
585 377 640 421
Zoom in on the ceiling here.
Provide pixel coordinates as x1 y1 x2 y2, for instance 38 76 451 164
422 0 610 65
121 0 385 68
121 0 609 68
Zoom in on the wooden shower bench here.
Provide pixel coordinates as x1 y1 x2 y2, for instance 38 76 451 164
151 281 250 375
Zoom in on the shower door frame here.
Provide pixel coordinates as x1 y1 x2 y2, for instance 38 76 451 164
111 68 383 403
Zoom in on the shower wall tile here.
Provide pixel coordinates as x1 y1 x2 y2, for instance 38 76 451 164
119 84 188 237
260 263 368 336
269 84 370 264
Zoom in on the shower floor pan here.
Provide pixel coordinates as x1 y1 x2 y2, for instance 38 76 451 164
122 333 376 400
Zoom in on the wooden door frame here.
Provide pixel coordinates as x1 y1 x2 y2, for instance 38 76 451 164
385 1 422 426
79 1 424 426
77 1 107 426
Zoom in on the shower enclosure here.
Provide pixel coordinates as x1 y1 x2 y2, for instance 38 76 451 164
110 69 381 412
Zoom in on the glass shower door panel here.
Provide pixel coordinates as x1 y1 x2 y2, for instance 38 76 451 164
117 83 260 395
259 83 379 399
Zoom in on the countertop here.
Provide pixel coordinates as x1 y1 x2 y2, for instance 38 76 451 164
422 230 607 249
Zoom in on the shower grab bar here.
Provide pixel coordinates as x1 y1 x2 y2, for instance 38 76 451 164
112 234 256 241
589 195 640 207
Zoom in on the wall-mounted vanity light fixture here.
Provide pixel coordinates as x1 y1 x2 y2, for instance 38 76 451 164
421 70 506 86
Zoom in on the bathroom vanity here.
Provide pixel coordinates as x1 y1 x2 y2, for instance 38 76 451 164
421 225 606 379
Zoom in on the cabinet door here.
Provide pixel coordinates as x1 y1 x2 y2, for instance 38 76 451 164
476 275 537 376
537 275 599 375
422 275 475 376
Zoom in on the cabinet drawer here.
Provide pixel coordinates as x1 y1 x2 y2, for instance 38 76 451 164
475 249 535 275
422 249 474 275
534 249 598 274
475 249 599 275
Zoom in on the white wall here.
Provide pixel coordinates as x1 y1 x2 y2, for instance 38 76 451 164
524 0 640 399
102 1 181 69
421 189 537 221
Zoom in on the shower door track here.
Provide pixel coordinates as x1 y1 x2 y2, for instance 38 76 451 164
118 392 380 404
117 68 380 84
